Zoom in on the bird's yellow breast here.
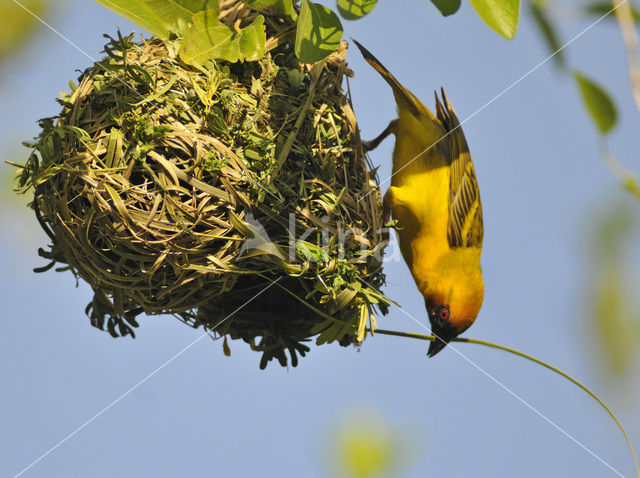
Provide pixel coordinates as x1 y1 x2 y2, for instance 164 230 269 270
389 114 484 331
391 114 450 270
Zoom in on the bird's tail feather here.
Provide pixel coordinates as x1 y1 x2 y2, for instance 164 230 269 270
353 39 433 121
434 88 461 132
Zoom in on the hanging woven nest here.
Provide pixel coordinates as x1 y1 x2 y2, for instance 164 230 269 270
17 2 390 368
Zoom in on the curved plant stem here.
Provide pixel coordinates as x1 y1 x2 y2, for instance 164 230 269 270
373 328 640 478
614 0 640 115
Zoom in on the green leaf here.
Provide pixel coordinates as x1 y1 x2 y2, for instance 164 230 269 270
529 1 565 68
337 0 377 20
246 0 279 8
295 0 343 63
469 0 520 39
574 70 618 135
429 0 461 16
146 0 219 35
296 240 330 263
273 0 298 20
94 0 169 39
180 11 266 64
93 0 216 39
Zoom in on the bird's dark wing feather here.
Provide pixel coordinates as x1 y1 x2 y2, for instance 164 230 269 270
435 89 484 249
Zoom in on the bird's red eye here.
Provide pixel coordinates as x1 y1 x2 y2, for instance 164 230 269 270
439 308 449 320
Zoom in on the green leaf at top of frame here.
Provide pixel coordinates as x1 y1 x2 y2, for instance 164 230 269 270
469 0 520 39
94 0 168 39
273 0 298 20
180 11 266 65
246 0 280 8
146 0 219 35
246 0 298 20
429 0 461 17
574 70 618 135
529 1 565 68
93 0 217 40
295 0 343 63
248 0 298 21
337 0 378 20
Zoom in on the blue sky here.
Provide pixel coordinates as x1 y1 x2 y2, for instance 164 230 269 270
2 1 640 477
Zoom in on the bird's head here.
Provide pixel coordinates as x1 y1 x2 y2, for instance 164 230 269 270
424 279 484 357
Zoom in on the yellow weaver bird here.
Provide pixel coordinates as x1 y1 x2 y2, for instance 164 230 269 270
354 40 484 357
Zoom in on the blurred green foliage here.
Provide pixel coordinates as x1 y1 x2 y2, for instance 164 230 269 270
0 0 54 209
623 176 640 202
326 408 417 478
585 1 640 22
587 196 640 377
0 0 49 61
529 0 619 137
574 70 618 135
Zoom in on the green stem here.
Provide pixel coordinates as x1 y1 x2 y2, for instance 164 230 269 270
373 328 640 478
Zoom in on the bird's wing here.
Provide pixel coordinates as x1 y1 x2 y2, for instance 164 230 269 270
435 89 484 249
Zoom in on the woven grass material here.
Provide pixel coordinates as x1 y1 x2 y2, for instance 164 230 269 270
18 2 390 368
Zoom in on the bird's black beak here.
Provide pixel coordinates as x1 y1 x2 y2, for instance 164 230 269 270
426 320 459 358
427 337 448 357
